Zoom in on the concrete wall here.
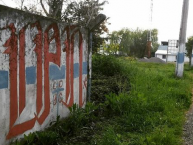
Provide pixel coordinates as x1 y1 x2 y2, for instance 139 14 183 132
184 55 189 62
156 54 189 62
156 54 166 61
0 5 88 144
167 55 176 62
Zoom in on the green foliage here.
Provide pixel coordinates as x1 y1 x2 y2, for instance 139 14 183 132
11 56 193 145
94 126 123 145
104 28 159 57
62 0 109 54
186 36 193 64
91 55 130 103
12 102 98 145
92 55 123 76
102 31 121 55
23 133 36 145
103 43 120 55
11 131 60 145
62 0 107 25
91 57 192 145
68 103 98 132
121 28 159 57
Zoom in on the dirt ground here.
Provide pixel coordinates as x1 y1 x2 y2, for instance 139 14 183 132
183 88 193 145
138 57 166 63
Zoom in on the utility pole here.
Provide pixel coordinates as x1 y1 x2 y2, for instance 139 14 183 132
175 0 189 77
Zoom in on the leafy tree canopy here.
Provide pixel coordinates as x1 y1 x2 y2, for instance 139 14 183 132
185 36 193 64
12 0 109 53
102 28 159 57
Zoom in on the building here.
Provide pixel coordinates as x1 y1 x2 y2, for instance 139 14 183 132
155 40 189 62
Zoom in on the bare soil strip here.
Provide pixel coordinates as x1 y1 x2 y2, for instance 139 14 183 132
183 88 193 145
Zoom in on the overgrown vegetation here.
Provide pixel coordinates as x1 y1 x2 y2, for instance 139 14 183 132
12 0 109 53
11 55 193 145
186 36 193 64
91 55 130 104
101 28 159 57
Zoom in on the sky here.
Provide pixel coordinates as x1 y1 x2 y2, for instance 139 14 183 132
0 0 193 43
100 0 193 43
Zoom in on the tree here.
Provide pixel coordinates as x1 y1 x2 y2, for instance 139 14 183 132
48 0 63 19
186 36 193 65
12 0 63 18
151 29 159 52
102 28 159 57
61 0 109 53
117 28 159 57
12 0 109 53
92 19 109 53
100 31 120 55
102 42 119 55
12 0 108 24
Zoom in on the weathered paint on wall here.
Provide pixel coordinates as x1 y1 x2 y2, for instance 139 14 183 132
0 5 88 144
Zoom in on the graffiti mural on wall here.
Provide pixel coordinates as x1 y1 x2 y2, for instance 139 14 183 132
0 16 88 141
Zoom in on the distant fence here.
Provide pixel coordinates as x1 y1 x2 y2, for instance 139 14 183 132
0 5 88 144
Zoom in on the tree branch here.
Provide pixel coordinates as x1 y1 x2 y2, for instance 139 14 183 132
53 0 63 18
40 0 50 16
21 0 25 10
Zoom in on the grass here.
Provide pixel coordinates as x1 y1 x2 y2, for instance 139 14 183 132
12 55 193 145
92 57 193 145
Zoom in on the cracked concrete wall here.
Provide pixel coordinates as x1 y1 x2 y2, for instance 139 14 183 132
0 5 88 144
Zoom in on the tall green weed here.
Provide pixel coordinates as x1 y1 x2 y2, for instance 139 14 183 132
93 60 192 144
11 56 193 145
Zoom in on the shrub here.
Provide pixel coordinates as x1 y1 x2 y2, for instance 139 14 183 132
91 55 130 103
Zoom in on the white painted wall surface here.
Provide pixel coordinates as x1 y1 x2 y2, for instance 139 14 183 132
167 55 176 62
0 5 88 144
156 54 189 63
156 54 166 61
